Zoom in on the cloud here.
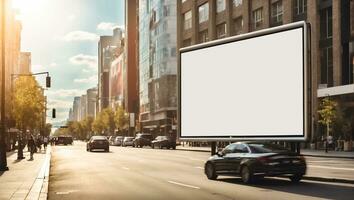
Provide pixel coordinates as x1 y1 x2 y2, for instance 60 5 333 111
46 89 86 98
97 22 124 31
32 64 45 71
63 31 99 42
69 54 97 69
50 62 58 67
67 14 76 21
74 75 97 84
47 99 72 109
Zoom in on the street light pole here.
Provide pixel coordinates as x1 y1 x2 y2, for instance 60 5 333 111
0 0 8 171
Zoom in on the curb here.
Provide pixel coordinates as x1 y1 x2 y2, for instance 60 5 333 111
25 146 51 200
176 147 354 159
302 154 354 160
303 176 354 184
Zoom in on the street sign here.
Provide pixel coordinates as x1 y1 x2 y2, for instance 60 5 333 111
178 21 310 141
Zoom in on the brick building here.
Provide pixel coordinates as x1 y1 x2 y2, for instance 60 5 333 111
177 0 354 141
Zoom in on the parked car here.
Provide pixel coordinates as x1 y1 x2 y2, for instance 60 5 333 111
204 142 306 183
151 136 176 149
86 136 109 152
108 136 117 145
113 136 124 146
133 133 153 148
55 136 73 145
122 137 134 147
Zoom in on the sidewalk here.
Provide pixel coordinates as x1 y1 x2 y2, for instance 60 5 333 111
0 146 51 200
176 146 354 159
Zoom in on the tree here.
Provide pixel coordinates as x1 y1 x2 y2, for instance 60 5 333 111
101 108 116 135
43 123 52 137
114 106 128 131
12 76 45 159
318 97 337 138
93 113 105 135
80 116 94 139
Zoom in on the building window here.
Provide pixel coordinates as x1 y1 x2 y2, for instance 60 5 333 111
252 8 263 30
199 30 209 43
233 0 243 7
183 10 192 30
183 38 192 47
320 7 333 40
198 3 209 24
216 23 227 39
271 1 283 25
320 47 333 86
233 17 243 35
294 0 307 15
216 0 226 13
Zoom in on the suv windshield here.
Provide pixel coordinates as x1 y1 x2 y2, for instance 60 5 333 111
248 143 289 153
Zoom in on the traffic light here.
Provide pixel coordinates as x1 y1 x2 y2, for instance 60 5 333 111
46 76 51 88
52 108 56 118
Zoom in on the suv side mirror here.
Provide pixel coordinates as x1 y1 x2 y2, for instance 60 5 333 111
217 150 224 157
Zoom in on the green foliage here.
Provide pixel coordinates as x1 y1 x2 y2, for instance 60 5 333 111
43 123 52 137
12 76 45 131
115 106 128 131
318 97 337 137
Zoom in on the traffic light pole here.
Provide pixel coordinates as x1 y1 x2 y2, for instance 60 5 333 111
0 0 8 171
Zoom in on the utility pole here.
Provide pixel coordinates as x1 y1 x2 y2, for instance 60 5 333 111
0 0 8 171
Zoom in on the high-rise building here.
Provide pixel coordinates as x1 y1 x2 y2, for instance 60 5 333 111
0 0 22 127
72 97 81 122
68 108 74 122
97 28 124 114
86 87 97 118
98 36 112 113
109 47 125 110
124 0 140 135
19 52 31 74
138 0 178 136
79 95 87 121
177 0 354 141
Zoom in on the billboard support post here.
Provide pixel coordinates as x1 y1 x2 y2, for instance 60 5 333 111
211 142 216 156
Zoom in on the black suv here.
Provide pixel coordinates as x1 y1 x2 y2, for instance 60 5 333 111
55 136 73 145
133 133 153 148
151 136 176 149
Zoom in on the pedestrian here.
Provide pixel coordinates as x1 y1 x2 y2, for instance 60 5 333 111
28 135 35 160
327 135 333 151
43 137 48 150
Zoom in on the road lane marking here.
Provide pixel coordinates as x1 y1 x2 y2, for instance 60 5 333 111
122 167 130 170
308 165 354 171
194 166 204 169
167 181 200 189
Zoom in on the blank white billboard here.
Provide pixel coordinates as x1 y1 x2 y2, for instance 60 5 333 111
179 22 308 141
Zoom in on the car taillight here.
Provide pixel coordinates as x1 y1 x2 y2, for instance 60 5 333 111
257 157 271 164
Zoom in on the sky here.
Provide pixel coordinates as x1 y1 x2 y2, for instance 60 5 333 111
11 0 125 125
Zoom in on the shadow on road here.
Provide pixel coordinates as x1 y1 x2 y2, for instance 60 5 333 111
87 151 113 153
218 177 354 200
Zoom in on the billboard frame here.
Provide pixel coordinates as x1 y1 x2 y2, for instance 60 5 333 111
178 21 310 141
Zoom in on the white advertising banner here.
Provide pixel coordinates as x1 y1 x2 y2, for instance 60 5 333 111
179 22 308 141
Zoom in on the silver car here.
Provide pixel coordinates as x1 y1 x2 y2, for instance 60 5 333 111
122 137 134 147
113 136 124 146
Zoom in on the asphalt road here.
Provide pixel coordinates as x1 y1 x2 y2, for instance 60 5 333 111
48 142 354 200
